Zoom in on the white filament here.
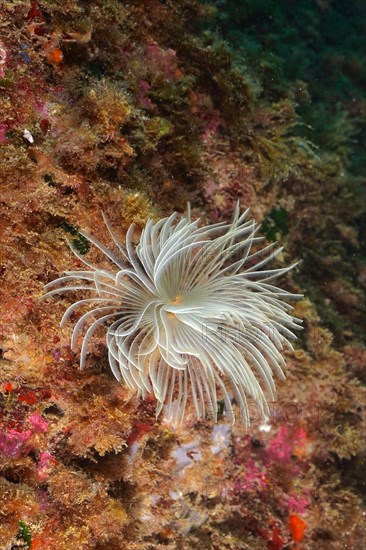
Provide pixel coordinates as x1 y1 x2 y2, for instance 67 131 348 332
45 205 302 427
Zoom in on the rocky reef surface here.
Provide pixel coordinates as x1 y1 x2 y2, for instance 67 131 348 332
0 1 365 549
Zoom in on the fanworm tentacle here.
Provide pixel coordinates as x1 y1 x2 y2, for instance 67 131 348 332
45 204 302 426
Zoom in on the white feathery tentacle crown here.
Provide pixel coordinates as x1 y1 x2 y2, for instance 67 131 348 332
45 203 302 426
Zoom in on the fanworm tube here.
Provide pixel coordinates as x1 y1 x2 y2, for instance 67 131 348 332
45 204 302 426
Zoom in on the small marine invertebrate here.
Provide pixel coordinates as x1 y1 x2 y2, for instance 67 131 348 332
288 513 306 543
45 205 301 426
46 48 63 65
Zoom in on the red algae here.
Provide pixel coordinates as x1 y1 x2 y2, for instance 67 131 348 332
268 525 284 550
17 390 38 405
0 429 33 457
27 1 44 22
28 412 48 433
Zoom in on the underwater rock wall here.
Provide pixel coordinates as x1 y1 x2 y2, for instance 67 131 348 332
0 1 365 549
